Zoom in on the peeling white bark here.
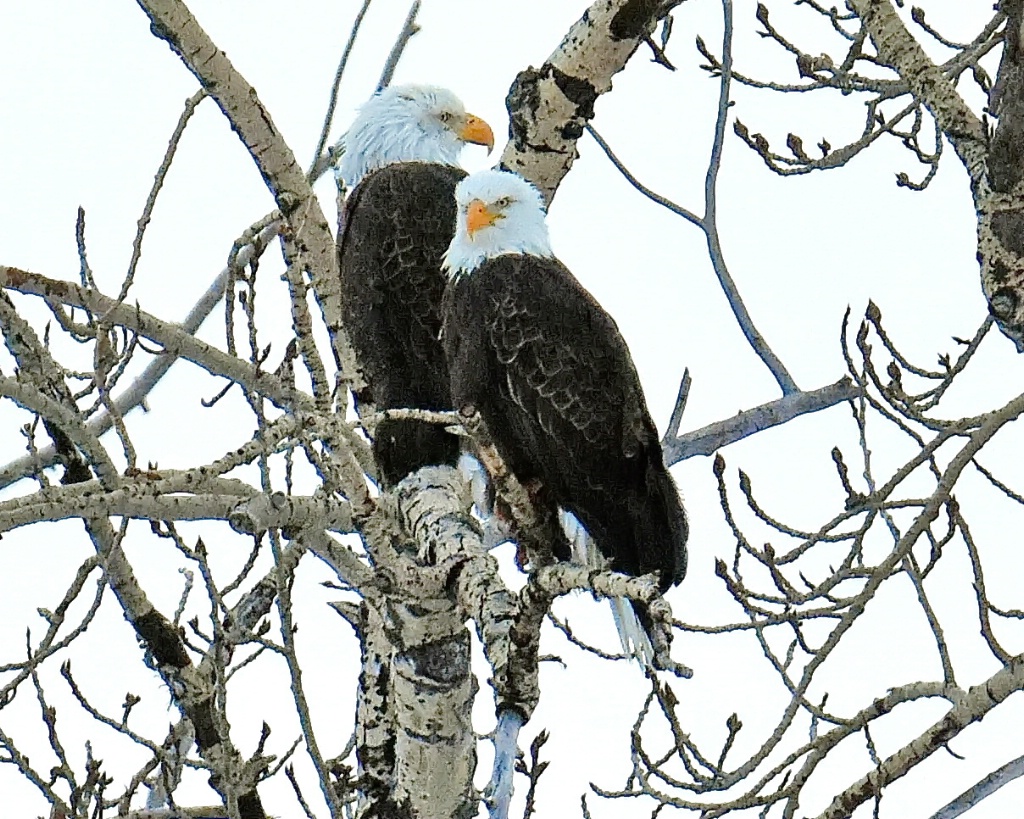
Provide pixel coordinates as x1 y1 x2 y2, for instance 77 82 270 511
501 0 684 204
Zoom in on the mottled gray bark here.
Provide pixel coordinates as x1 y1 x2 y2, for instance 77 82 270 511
501 0 684 204
981 1 1024 349
847 0 1024 351
817 656 1024 819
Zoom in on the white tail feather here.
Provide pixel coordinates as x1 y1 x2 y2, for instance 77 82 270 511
458 467 655 667
559 511 653 668
459 453 512 549
458 452 491 514
609 596 654 667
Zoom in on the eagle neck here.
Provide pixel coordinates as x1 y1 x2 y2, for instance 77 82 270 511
443 240 553 281
339 127 460 189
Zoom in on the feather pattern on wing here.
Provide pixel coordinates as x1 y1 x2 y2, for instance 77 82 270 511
339 162 465 485
443 253 687 590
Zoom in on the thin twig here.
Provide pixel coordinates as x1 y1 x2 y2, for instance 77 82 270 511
376 1 421 92
309 0 373 173
587 1 800 398
118 90 207 305
311 0 376 177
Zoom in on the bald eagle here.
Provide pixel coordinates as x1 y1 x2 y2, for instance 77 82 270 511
337 85 494 487
441 169 688 651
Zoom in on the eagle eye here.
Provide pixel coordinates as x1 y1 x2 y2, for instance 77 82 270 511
494 196 513 209
438 111 453 123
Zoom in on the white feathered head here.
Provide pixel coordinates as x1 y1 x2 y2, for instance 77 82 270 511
339 84 494 187
443 169 554 277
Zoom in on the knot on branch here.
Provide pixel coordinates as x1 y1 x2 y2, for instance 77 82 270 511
609 0 666 40
506 64 598 155
227 492 354 537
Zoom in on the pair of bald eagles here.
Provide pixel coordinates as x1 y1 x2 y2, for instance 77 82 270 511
338 85 687 646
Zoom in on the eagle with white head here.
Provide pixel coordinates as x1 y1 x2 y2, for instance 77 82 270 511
337 84 493 487
442 169 688 658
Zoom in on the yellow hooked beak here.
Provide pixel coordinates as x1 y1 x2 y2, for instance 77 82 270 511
466 199 499 237
459 114 495 153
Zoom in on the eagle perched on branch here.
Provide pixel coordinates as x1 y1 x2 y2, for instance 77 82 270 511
337 85 494 486
442 169 688 651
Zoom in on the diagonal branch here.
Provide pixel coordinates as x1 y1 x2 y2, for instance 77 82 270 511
0 375 119 489
930 751 1024 819
309 0 373 172
818 656 1024 819
501 0 686 204
663 377 860 463
134 0 360 394
847 0 987 185
376 0 421 92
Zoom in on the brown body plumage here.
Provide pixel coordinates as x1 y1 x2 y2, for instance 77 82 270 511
336 84 494 486
442 253 687 591
339 162 466 486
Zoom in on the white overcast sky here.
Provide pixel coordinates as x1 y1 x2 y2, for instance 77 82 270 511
2 2 1023 817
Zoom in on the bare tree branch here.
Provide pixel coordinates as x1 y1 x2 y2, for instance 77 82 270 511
310 0 373 172
582 0 800 396
847 0 987 180
663 377 860 463
930 751 1024 819
501 0 685 204
135 0 360 398
376 0 421 92
818 656 1024 819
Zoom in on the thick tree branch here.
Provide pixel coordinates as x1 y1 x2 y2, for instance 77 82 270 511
0 375 119 489
845 1 1024 353
370 466 494 819
134 0 361 394
0 291 92 483
978 1 1024 350
847 0 987 182
501 0 684 203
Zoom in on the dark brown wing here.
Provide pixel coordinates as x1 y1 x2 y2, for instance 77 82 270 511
339 162 465 485
445 254 687 587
